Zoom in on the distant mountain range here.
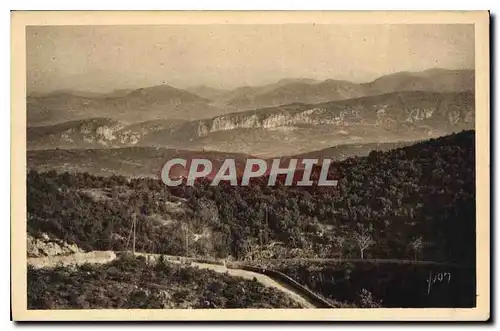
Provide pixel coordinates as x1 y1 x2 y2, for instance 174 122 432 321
190 68 474 110
28 68 474 128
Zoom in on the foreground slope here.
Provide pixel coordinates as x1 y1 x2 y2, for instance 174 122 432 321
28 255 305 309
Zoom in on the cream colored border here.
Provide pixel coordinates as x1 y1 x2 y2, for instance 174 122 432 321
11 10 490 321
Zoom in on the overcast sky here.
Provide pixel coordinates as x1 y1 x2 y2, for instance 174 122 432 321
26 24 474 93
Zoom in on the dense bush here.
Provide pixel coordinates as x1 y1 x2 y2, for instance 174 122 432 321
27 255 302 309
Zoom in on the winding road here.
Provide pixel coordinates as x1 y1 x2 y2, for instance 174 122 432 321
27 251 317 308
185 261 316 308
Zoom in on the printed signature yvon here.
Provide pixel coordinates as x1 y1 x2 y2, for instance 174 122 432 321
426 271 452 295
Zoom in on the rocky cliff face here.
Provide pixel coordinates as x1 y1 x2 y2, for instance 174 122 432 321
27 118 185 150
28 118 137 149
27 233 84 258
180 91 474 139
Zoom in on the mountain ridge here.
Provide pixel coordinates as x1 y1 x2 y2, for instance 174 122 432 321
198 68 474 110
28 68 474 127
27 90 474 157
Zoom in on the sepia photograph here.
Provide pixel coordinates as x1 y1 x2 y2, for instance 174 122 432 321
11 11 490 321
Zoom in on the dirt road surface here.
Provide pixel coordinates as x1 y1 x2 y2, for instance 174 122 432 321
27 252 317 308
190 261 315 308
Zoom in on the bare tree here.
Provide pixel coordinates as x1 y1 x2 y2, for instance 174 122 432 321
124 211 138 254
132 212 137 254
410 236 423 261
333 235 346 260
181 223 189 259
353 223 374 259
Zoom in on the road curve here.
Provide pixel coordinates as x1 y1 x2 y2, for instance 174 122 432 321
189 261 316 308
27 251 317 308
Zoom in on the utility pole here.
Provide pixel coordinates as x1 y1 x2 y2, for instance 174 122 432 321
264 205 268 245
259 203 264 248
132 212 136 254
184 223 189 258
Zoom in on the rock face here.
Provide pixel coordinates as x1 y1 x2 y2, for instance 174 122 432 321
190 91 474 137
27 233 84 258
27 118 146 150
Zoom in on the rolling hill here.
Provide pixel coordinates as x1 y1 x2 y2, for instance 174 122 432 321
361 68 474 95
227 79 365 110
27 84 222 127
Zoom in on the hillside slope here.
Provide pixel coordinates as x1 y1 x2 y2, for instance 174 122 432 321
157 91 474 156
27 84 221 126
28 91 474 157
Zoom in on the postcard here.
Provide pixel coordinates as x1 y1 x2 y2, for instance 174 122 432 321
11 10 490 321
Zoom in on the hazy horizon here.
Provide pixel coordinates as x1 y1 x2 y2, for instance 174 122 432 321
27 24 475 94
27 67 476 96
